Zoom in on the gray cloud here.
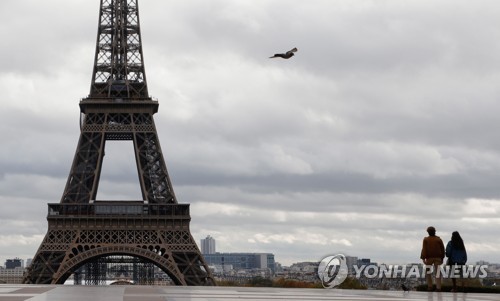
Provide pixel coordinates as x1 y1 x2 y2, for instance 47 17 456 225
1 0 500 266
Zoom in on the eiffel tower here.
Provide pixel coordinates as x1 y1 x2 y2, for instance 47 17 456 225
23 0 215 286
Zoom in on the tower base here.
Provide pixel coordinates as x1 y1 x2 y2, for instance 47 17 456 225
23 203 215 285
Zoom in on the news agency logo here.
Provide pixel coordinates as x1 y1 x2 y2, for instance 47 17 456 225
318 253 489 289
317 254 348 288
352 264 488 280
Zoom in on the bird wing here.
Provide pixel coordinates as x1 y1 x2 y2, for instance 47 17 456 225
270 48 297 58
284 48 298 56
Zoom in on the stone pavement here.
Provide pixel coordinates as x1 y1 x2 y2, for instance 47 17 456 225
0 284 498 301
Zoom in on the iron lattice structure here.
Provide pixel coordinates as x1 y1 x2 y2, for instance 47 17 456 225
23 0 215 286
74 255 157 285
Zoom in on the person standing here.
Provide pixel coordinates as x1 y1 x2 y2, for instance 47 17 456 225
420 226 445 291
446 231 467 292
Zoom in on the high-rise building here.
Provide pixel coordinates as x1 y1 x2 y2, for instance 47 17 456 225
5 258 22 269
201 235 216 254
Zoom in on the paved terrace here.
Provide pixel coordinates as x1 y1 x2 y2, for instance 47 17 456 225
0 285 498 301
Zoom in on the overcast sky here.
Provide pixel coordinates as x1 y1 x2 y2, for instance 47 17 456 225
1 0 500 268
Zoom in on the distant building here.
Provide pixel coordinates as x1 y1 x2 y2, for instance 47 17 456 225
200 235 216 254
204 253 275 274
289 262 318 273
5 258 22 269
345 256 358 274
358 258 371 265
0 267 25 284
275 262 283 273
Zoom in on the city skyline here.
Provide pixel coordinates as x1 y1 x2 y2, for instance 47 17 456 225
1 0 500 267
3 250 499 270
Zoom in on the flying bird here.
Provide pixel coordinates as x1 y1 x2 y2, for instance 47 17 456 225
269 47 298 59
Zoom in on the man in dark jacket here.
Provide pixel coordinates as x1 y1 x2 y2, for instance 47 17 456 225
420 226 445 291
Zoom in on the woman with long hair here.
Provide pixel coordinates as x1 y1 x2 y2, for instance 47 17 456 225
446 231 467 292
